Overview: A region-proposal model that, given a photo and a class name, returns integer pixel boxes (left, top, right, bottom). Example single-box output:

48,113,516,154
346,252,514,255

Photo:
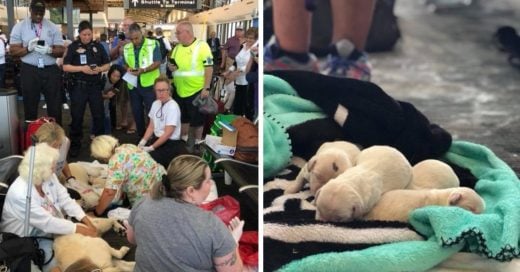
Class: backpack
0,232,45,271
156,37,169,60
24,117,55,150
231,117,258,163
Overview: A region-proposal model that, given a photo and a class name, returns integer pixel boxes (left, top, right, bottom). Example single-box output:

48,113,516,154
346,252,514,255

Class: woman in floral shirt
90,135,166,216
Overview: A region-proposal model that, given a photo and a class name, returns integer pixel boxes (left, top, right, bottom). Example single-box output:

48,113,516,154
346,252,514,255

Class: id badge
80,54,87,65
37,58,44,68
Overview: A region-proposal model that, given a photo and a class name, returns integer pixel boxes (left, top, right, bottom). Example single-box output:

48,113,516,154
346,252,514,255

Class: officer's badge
93,47,98,53
76,48,86,53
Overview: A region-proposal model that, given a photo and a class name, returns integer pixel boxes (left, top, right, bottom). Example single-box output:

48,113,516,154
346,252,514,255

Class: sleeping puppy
364,187,485,222
315,146,412,222
54,217,134,272
284,141,360,195
407,159,459,189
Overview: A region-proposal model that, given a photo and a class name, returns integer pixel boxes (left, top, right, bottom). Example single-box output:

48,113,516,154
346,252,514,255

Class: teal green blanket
279,141,520,271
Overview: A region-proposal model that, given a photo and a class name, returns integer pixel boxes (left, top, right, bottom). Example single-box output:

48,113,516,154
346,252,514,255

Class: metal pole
23,136,38,237
66,0,73,40
6,0,15,34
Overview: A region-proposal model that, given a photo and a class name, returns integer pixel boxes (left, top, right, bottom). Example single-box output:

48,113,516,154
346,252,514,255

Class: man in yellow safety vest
169,21,213,152
123,22,161,137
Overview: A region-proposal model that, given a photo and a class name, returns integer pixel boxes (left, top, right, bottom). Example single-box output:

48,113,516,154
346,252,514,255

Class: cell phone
118,32,125,41
37,40,45,46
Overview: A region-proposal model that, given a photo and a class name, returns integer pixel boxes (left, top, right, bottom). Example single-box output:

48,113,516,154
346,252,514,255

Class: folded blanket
275,141,520,271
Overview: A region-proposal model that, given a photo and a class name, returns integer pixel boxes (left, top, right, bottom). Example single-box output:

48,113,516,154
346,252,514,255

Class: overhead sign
129,0,199,9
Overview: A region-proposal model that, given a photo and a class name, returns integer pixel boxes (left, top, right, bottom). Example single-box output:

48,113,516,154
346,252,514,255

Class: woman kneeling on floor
90,135,166,216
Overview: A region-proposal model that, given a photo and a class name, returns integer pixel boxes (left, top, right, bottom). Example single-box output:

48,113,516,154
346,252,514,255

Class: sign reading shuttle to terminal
128,0,199,9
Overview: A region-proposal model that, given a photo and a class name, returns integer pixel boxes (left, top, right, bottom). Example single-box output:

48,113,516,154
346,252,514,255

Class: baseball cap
30,0,46,12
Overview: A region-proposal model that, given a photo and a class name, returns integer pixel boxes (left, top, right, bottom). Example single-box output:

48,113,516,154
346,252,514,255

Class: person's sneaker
63,103,69,110
264,39,320,72
42,103,47,109
320,39,372,81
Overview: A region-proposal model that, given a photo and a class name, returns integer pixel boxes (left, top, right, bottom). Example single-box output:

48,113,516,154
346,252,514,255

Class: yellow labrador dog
53,217,134,272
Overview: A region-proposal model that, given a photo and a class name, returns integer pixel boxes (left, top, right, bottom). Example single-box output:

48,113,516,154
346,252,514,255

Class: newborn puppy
284,141,360,195
364,187,485,222
408,159,459,189
315,146,412,222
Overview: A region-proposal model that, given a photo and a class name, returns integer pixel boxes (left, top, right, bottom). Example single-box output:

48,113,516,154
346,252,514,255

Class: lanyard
33,22,42,38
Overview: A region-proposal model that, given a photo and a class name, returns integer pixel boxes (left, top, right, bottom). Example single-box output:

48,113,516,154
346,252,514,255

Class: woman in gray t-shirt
127,155,244,272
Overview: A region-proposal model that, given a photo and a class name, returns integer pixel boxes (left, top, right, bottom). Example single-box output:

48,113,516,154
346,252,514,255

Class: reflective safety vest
123,38,160,89
171,39,212,98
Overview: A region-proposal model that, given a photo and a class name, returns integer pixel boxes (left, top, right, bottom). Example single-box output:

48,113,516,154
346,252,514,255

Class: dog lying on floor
53,217,134,272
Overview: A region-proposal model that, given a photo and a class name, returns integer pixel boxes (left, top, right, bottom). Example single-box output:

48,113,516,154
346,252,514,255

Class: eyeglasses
155,88,169,93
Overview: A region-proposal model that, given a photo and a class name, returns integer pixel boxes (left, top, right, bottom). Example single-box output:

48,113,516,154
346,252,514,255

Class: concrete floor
370,0,520,174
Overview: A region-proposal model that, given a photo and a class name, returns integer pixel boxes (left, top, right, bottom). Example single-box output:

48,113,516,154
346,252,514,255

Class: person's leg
42,65,63,125
129,87,145,137
172,90,190,142
0,64,5,88
265,0,319,71
20,64,41,122
246,83,256,121
321,0,375,80
232,84,247,117
88,85,105,136
142,87,156,117
149,140,189,168
68,83,88,157
330,0,375,49
273,0,311,53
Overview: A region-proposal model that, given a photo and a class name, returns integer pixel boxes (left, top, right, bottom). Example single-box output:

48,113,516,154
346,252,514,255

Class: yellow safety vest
171,39,212,98
123,38,160,89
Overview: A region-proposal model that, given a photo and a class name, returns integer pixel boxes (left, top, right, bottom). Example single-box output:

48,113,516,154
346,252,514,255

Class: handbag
199,195,240,225
192,93,218,115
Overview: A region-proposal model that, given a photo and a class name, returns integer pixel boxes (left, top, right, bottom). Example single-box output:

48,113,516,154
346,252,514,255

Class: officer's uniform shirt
10,17,64,66
63,40,110,82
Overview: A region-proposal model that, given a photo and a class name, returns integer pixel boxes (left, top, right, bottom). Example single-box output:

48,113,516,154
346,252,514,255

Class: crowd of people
0,0,257,270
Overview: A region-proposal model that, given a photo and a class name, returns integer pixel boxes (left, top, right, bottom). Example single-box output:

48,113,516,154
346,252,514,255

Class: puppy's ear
308,157,317,172
332,162,339,172
448,192,462,205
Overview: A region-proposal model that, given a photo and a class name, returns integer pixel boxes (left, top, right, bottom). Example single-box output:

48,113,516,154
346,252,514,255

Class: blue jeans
129,85,155,137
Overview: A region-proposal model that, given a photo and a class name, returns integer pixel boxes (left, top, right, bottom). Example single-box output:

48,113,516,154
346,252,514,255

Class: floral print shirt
105,144,166,206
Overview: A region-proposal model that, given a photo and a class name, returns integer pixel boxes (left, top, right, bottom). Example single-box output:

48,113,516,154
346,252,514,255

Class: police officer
63,21,110,157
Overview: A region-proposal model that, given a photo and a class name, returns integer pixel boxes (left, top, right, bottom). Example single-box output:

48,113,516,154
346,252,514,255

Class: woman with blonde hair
34,122,75,183
90,135,165,216
0,143,97,272
125,155,244,272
